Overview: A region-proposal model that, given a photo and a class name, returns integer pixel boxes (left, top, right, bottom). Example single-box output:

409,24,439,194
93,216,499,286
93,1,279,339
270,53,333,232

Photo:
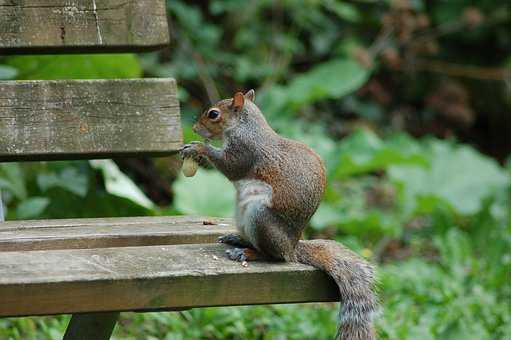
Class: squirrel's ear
232,92,245,111
244,89,255,102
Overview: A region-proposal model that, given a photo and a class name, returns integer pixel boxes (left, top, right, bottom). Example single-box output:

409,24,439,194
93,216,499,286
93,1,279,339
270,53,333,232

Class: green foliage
0,164,27,200
0,65,17,79
173,169,235,217
0,316,68,340
16,197,50,219
112,305,337,340
333,130,427,178
5,54,141,79
282,59,371,111
90,160,155,210
37,167,88,198
379,223,511,339
0,161,152,220
389,140,510,215
254,59,372,128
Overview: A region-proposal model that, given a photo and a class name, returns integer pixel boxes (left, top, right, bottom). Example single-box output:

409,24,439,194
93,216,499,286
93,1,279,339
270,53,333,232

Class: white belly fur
234,179,273,244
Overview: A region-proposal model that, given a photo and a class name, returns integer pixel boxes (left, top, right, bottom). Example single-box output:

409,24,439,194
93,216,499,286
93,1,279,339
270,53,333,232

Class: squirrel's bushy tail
295,240,377,340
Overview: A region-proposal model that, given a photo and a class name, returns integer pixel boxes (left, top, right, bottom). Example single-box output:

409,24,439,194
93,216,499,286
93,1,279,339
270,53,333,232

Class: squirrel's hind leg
249,206,299,262
233,179,296,261
219,234,261,262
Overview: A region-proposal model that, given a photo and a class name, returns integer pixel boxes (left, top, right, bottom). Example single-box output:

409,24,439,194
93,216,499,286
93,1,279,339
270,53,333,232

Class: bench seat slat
0,0,169,54
0,243,339,317
0,79,182,161
0,216,236,251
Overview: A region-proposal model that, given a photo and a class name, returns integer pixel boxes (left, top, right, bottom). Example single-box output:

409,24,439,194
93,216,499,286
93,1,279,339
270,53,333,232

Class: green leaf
174,169,235,217
257,85,293,120
334,129,428,178
311,203,343,230
5,54,141,80
389,140,510,215
286,59,370,109
0,163,27,200
324,1,361,22
0,65,17,79
90,160,154,210
16,197,50,219
434,229,472,279
37,167,88,197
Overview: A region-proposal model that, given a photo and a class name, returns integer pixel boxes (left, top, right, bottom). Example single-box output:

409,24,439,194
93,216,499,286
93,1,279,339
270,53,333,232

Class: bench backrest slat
0,0,169,54
0,78,181,161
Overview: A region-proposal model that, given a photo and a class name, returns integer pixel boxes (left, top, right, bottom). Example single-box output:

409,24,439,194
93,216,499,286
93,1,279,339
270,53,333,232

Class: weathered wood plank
63,312,119,340
0,0,169,54
0,243,339,317
0,79,182,161
0,216,236,251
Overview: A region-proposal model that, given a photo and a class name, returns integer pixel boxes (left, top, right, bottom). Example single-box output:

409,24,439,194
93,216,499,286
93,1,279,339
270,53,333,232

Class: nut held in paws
182,157,199,177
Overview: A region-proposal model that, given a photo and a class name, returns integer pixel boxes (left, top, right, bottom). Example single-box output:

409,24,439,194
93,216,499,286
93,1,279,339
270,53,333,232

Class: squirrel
181,90,377,340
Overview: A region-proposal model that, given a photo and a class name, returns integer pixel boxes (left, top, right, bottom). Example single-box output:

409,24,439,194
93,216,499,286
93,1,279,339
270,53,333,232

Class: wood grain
0,243,339,317
0,216,236,251
0,0,169,54
0,78,182,161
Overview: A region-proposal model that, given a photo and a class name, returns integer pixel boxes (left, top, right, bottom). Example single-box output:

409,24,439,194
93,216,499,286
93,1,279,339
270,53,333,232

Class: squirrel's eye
207,109,220,120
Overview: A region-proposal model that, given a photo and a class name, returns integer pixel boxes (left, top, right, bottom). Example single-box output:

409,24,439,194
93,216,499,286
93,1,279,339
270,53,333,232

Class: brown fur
183,90,377,340
193,98,239,140
253,139,326,225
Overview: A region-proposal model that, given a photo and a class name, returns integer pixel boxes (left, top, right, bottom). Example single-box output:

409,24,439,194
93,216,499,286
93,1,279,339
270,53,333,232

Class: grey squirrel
181,90,377,340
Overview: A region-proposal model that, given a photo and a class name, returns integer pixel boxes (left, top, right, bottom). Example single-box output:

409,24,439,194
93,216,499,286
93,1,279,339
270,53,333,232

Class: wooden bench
0,2,339,339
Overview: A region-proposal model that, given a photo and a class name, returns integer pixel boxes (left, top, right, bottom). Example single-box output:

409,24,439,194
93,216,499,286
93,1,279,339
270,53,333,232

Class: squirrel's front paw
181,141,205,160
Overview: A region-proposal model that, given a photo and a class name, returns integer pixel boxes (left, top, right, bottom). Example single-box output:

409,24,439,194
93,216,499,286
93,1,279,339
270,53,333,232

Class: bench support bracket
63,312,120,340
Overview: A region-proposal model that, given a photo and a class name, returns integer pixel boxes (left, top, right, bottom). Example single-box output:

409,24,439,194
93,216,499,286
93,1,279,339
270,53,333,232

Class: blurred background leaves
1,0,510,339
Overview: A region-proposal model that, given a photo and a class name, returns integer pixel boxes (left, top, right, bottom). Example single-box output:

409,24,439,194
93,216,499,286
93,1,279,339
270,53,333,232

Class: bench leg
63,312,120,340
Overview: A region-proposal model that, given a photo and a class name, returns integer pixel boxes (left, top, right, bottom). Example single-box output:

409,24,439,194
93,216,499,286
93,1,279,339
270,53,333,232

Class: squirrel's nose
192,123,198,132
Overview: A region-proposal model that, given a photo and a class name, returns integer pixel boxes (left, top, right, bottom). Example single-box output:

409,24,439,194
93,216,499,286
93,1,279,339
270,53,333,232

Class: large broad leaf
389,140,510,215
16,197,50,219
258,59,370,120
286,59,370,109
90,160,154,210
310,203,343,230
174,169,235,217
5,54,141,79
0,163,27,200
323,1,361,22
0,65,17,79
37,167,88,197
334,129,428,178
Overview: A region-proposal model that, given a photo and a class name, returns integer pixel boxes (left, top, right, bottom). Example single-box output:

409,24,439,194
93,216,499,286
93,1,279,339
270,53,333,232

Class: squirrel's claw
180,141,204,160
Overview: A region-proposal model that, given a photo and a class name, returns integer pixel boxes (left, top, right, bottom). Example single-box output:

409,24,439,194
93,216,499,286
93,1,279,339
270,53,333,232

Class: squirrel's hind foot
225,247,260,262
